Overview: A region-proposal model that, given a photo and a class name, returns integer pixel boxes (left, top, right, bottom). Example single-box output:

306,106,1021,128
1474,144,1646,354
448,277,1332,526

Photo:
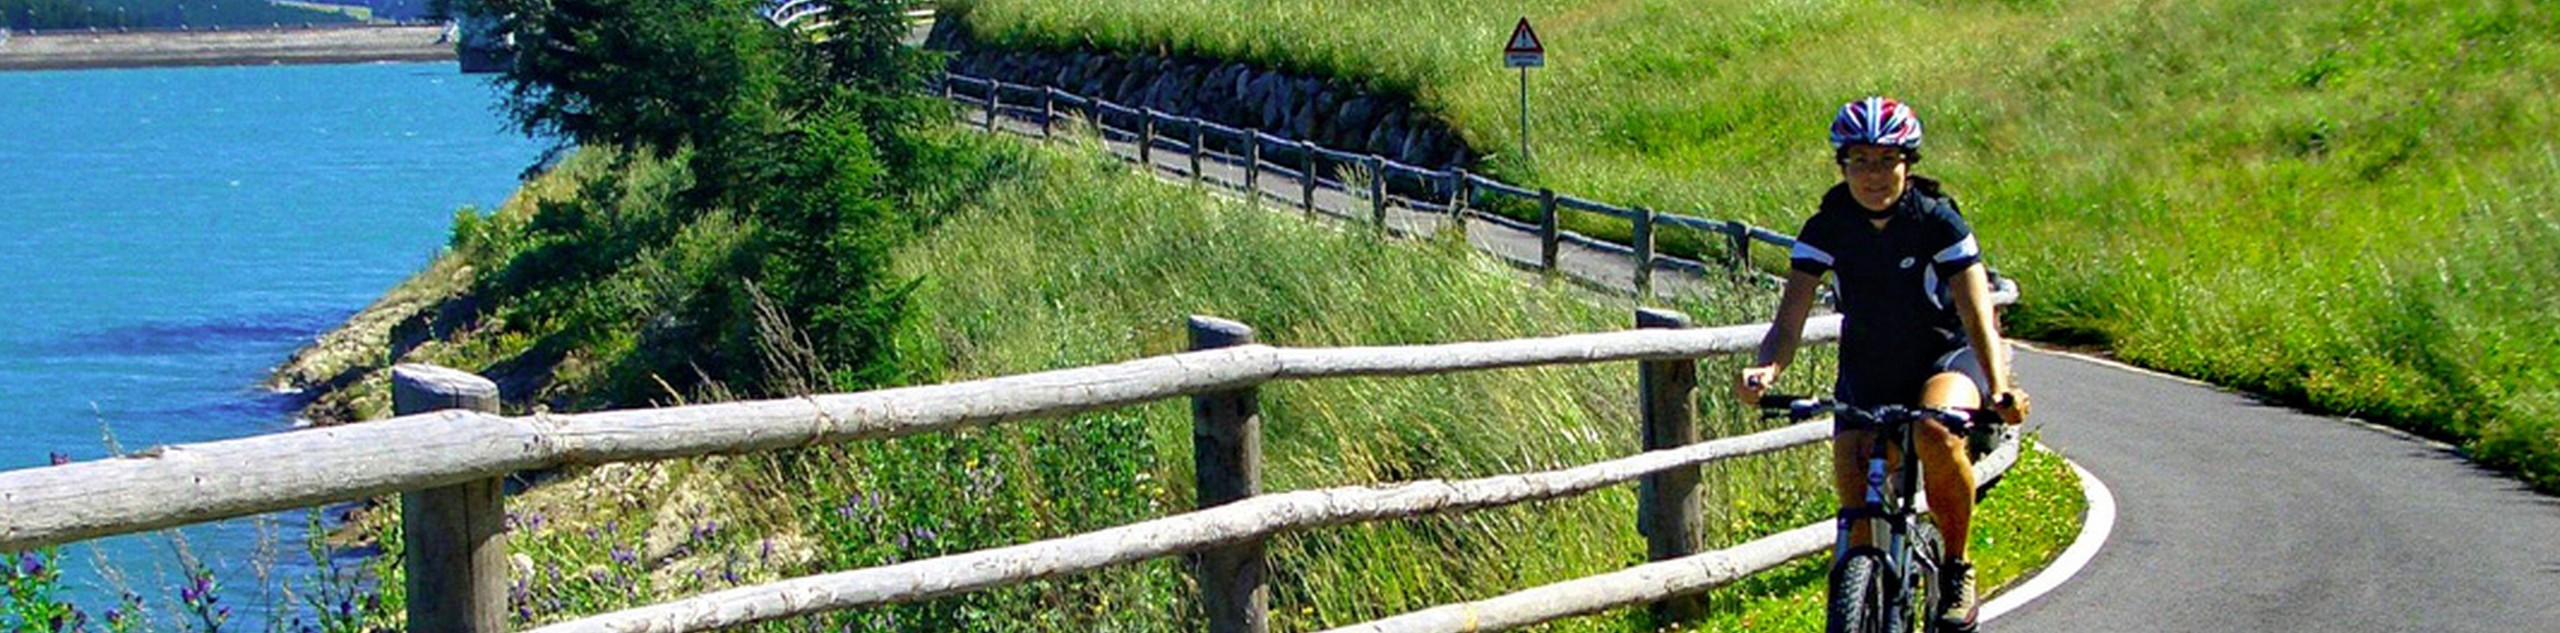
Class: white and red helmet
1829,97,1923,153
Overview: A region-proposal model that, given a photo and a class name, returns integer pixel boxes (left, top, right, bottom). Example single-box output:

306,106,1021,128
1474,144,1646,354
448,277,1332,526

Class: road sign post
1505,17,1545,164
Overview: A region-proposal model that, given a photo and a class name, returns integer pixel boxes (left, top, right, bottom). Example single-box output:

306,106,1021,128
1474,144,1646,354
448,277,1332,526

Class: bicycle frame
1764,395,1981,633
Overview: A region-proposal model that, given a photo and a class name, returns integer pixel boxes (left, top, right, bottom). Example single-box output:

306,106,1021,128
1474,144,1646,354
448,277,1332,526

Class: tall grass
849,126,1837,630
951,0,2560,492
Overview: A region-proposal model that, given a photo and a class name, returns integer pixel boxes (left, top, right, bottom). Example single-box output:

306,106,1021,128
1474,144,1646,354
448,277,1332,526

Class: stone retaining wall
929,29,1473,169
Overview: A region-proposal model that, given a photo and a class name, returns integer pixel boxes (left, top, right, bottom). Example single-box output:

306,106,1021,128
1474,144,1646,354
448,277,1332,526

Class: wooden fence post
1191,120,1206,188
1140,108,1156,167
941,71,953,101
1633,206,1656,299
393,364,506,633
1450,169,1471,231
1727,221,1752,274
1633,309,1706,624
984,81,1000,132
1189,316,1267,633
1245,132,1262,203
1300,142,1319,217
1368,157,1389,229
1041,87,1055,140
1539,188,1561,271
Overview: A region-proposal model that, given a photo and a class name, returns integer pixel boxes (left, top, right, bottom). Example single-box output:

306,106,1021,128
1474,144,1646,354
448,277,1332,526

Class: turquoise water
0,62,543,627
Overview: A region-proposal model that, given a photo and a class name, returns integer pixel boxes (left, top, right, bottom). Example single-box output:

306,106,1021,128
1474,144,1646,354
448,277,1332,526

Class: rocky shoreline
0,25,453,71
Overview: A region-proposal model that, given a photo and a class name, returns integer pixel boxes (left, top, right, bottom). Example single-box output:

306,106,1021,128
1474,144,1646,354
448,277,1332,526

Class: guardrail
0,304,2020,632
936,71,1844,297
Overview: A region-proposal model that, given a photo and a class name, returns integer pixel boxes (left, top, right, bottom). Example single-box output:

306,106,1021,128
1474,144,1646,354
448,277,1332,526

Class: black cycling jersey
1789,176,1982,407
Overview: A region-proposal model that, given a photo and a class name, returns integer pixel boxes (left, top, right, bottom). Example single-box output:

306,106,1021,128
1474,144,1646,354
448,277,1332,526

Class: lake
0,61,542,628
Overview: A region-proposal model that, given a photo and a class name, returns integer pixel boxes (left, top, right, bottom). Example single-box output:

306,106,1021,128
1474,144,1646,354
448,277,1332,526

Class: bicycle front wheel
1827,547,1906,633
1911,522,1946,631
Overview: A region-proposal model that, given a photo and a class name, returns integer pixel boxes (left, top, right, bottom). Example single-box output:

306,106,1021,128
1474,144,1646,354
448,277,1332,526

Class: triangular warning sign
1505,18,1544,53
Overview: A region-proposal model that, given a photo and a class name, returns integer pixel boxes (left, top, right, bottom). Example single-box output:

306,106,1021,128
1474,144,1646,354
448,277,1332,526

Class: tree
474,0,789,158
466,0,938,397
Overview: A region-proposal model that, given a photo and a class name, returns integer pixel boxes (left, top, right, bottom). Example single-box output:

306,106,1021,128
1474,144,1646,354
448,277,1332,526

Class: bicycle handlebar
1754,394,1996,433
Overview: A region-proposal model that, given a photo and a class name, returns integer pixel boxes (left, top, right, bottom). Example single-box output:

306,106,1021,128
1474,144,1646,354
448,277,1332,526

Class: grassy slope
856,129,2080,631
368,128,2081,631
951,0,2560,492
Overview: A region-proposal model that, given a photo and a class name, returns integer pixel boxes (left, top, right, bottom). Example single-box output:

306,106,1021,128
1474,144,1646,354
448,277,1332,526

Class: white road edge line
1980,455,2114,623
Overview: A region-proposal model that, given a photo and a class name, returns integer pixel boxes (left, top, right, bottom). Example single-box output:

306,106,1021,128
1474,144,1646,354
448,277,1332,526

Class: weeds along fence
0,307,2021,633
938,71,1829,297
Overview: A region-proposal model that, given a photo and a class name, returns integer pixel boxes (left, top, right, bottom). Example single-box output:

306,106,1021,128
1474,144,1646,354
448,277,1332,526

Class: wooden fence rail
0,316,1847,552
519,416,1837,633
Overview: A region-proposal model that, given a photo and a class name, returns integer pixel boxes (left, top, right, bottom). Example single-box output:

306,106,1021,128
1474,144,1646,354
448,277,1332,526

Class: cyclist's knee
1913,425,1969,460
1919,372,1982,409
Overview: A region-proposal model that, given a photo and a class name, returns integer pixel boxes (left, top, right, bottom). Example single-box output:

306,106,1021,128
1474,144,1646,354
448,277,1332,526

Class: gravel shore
0,25,455,71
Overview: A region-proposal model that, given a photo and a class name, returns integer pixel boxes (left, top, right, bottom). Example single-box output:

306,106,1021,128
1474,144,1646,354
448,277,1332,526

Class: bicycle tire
1911,522,1946,632
1827,547,1905,633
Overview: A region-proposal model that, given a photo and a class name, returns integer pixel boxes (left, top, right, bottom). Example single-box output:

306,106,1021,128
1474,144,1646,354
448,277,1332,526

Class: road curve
1992,349,2560,632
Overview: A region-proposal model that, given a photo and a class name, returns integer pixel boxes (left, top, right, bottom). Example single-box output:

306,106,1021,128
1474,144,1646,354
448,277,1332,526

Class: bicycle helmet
1829,97,1923,157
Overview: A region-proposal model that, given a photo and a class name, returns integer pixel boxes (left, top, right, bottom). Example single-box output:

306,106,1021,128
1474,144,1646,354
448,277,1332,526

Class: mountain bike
1760,394,1998,633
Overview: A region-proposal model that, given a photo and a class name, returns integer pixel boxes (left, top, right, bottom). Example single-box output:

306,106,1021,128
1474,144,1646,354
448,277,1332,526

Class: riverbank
0,25,453,71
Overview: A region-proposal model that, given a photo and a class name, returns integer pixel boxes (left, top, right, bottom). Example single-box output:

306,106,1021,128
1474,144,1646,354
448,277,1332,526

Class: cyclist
1735,96,2033,632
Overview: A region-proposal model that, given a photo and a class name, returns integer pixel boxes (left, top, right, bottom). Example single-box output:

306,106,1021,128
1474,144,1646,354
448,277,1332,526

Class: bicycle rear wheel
1827,547,1906,633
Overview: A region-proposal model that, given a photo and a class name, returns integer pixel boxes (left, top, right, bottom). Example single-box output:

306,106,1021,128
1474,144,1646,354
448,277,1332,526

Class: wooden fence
0,305,2022,633
937,71,1864,297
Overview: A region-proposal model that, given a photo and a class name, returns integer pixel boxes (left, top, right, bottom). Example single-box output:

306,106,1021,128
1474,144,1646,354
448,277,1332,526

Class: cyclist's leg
1831,428,1879,547
1915,371,1981,561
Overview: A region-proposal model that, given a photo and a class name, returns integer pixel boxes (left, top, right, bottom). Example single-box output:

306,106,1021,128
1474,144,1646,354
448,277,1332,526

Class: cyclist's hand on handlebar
1736,365,1779,403
1992,388,2031,426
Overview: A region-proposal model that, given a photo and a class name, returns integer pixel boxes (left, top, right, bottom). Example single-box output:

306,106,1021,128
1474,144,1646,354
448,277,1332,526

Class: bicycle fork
1835,455,1908,563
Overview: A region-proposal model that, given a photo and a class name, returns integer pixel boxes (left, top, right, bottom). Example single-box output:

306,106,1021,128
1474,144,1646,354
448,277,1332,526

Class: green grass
365,125,2084,631
948,0,2560,493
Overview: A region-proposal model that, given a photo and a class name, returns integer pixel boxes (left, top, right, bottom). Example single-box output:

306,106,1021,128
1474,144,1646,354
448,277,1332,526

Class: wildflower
611,545,638,566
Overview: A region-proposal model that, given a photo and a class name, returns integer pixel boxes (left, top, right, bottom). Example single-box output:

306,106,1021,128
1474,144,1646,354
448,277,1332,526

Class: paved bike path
958,99,2560,631
1994,350,2560,632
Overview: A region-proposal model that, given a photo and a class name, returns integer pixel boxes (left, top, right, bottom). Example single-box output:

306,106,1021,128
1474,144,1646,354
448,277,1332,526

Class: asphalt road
949,94,2560,632
1991,350,2560,631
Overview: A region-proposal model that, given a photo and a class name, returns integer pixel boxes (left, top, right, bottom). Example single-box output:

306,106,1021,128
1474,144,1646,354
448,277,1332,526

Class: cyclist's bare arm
1949,262,2031,423
1740,269,1826,401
